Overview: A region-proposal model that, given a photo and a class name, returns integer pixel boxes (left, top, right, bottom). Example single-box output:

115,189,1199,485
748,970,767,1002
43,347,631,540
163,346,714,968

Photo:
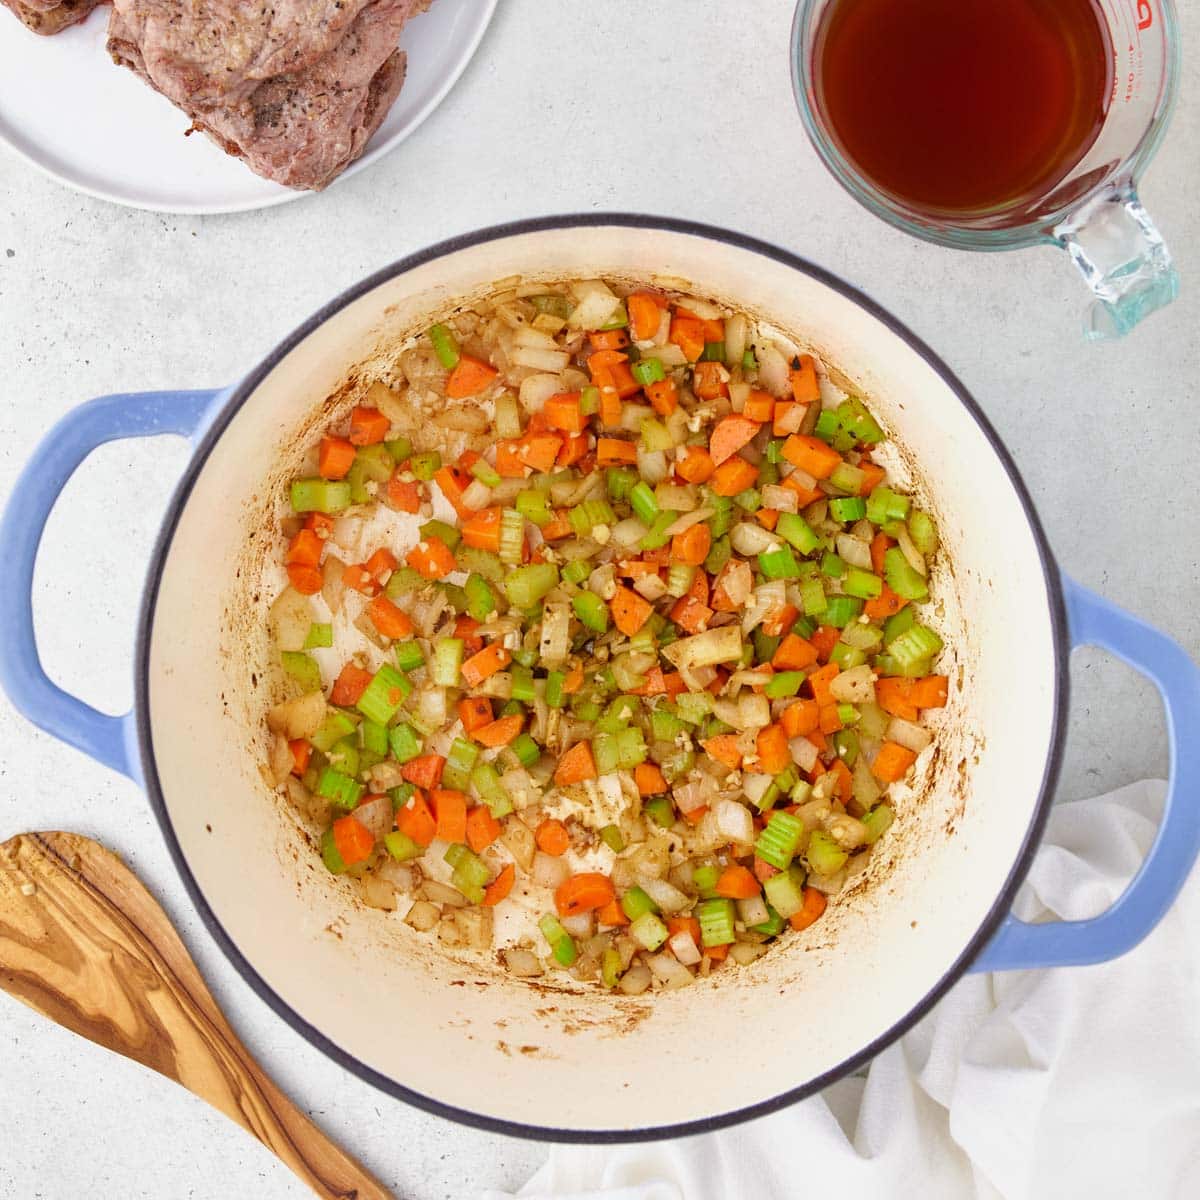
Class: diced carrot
597,898,630,927
401,754,445,790
780,699,820,739
789,885,827,931
460,507,503,553
810,625,841,662
710,455,759,497
761,602,799,639
288,739,311,776
617,560,660,579
682,804,709,826
387,473,422,513
629,666,667,697
675,308,725,341
286,563,323,595
332,815,374,866
611,585,653,636
555,872,616,918
431,788,468,843
495,440,526,478
666,915,702,943
828,757,853,803
286,528,323,568
406,536,457,580
454,614,484,656
693,361,730,400
911,675,949,708
670,595,713,635
364,548,397,582
753,857,780,883
780,471,824,507
598,380,623,427
703,942,729,961
466,804,502,853
535,818,571,856
348,405,389,446
434,465,477,520
588,348,630,372
742,390,775,423
628,291,665,340
858,461,887,496
557,432,590,467
870,533,892,575
702,733,743,770
789,354,821,403
458,697,493,733
330,664,372,706
709,415,760,466
541,510,573,540
562,663,585,694
756,724,791,774
671,523,711,567
305,512,335,535
553,739,597,785
596,437,638,467
669,315,707,362
395,789,436,846
755,508,779,531
445,355,497,398
634,762,668,796
482,863,515,906
366,595,413,639
646,378,678,415
676,444,715,483
772,401,802,436
716,864,761,899
872,741,918,783
518,434,564,474
875,678,919,721
808,662,841,707
589,329,630,351
318,436,356,481
782,434,842,479
473,713,524,748
772,633,819,671
819,703,843,735
864,585,907,622
461,643,512,688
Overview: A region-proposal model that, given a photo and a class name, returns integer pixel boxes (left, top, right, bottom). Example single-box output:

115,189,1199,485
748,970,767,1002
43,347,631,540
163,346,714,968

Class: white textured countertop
1,2,1197,1196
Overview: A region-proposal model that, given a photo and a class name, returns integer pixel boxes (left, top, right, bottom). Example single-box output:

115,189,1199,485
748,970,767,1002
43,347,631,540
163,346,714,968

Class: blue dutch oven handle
0,389,222,783
972,574,1200,972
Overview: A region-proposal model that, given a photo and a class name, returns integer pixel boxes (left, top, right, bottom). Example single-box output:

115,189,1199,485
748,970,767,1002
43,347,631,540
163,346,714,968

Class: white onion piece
320,554,346,615
668,930,702,967
662,507,713,537
731,522,780,557
460,478,492,510
829,664,876,704
435,404,490,432
673,773,716,813
501,819,536,871
736,895,770,927
561,911,595,939
756,341,790,397
678,295,722,319
567,280,621,329
718,560,754,607
621,405,654,434
269,587,314,652
377,859,414,893
499,766,540,810
636,448,668,486
350,794,393,843
638,877,690,913
730,940,767,965
836,534,873,570
618,962,653,994
897,526,928,576
539,603,571,667
655,483,697,512
761,485,799,513
647,952,694,989
715,799,755,845
424,880,467,907
513,325,559,350
406,900,441,930
266,691,326,740
532,851,571,890
741,772,774,806
267,734,293,786
742,580,786,635
518,372,561,413
790,736,819,773
504,947,544,977
359,874,396,911
774,402,808,434
663,625,744,670
415,685,448,731
728,380,751,414
611,516,648,547
724,314,748,368
887,716,933,754
649,341,687,368
633,573,668,601
512,346,570,372
729,668,773,693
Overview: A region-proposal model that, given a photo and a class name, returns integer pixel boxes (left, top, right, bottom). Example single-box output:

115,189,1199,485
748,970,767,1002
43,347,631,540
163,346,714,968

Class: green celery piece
639,509,678,551
673,692,712,724
776,511,822,555
394,641,425,673
644,796,674,827
600,824,625,853
530,294,572,319
385,435,413,463
807,830,848,876
884,547,929,601
862,803,895,844
751,905,786,937
830,641,867,670
759,546,802,579
620,885,659,921
320,828,347,874
356,444,393,485
829,496,867,523
601,947,623,988
303,622,333,650
428,323,460,369
629,481,660,525
704,533,732,575
290,478,351,514
409,451,441,481
384,830,424,862
280,651,321,692
696,898,736,947
765,670,805,699
883,605,917,645
420,518,461,551
632,357,666,386
821,552,846,579
889,623,943,669
763,867,806,918
356,664,409,725
572,590,610,633
509,732,540,768
823,595,863,627
544,671,566,709
866,486,910,526
385,565,426,599
316,767,363,811
539,914,578,966
832,728,860,766
504,564,560,608
516,488,553,528
607,468,637,502
360,718,389,757
470,760,513,818
464,572,497,622
828,461,865,496
457,545,505,586
908,510,939,556
310,709,358,753
799,576,827,617
388,722,422,764
442,737,480,790
843,567,883,600
629,911,669,952
562,560,589,585
432,637,464,687
733,487,761,513
650,706,686,741
691,864,721,895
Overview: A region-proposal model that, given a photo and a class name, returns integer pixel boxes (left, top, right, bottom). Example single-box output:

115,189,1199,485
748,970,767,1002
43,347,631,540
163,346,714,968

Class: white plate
0,0,497,214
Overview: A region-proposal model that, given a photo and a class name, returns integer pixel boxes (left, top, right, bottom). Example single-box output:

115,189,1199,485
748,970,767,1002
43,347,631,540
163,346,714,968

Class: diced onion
532,851,571,890
633,573,668,601
611,516,648,547
638,877,690,913
424,880,467,907
504,947,544,977
731,522,780,557
539,603,571,667
567,280,622,330
715,799,755,845
790,736,819,772
836,534,873,570
518,373,562,413
742,580,786,634
269,587,314,652
618,962,653,994
647,952,693,988
897,526,928,576
561,911,595,939
756,341,790,397
654,484,697,512
351,794,393,842
728,381,751,414
266,691,326,740
663,625,744,670
741,772,774,806
736,895,770,927
636,448,669,486
460,478,492,510
434,405,490,432
321,554,347,614
761,484,799,513
514,325,560,350
719,560,754,606
662,508,713,537
668,930,702,967
887,716,933,753
724,314,748,368
774,402,807,434
673,773,716,814
829,664,876,704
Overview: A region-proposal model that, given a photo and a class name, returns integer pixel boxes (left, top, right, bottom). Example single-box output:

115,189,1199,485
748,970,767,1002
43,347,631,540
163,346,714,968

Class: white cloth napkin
483,781,1200,1200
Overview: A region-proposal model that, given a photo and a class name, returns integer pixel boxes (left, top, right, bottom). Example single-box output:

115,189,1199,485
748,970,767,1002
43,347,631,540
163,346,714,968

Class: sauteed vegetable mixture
264,279,949,993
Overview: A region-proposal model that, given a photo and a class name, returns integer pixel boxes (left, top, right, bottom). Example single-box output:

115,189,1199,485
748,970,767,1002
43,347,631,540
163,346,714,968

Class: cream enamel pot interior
3,216,1199,1142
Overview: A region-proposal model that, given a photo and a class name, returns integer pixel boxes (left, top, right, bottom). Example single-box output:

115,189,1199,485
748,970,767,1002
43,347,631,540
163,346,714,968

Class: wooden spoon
0,831,393,1200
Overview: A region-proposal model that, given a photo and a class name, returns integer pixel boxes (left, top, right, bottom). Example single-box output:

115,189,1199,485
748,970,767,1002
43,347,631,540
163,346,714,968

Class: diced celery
428,322,460,369
356,664,409,725
510,665,536,703
674,692,712,724
464,573,497,622
843,567,883,600
629,911,669,952
830,641,867,669
621,885,659,921
862,803,895,844
446,843,491,904
311,709,358,753
644,796,674,827
385,435,413,463
431,638,463,687
908,510,938,556
640,417,674,452
650,707,686,741
764,670,805,699
691,864,721,895
821,552,846,579
763,866,806,918
777,512,822,555
828,461,866,496
600,824,625,853
504,563,560,607
639,509,678,551
799,576,827,616
601,947,624,988
889,623,943,669
696,898,736,947
807,830,848,876
866,486,910,526
290,478,351,514
756,811,805,869
383,830,423,862
883,604,917,645
320,828,347,874
281,651,321,692
700,340,726,362
471,761,513,818
629,481,659,525
317,767,363,811
442,737,480,790
751,905,785,937
360,718,389,757
409,451,441,481
303,622,333,649
704,533,731,575
632,357,666,385
539,914,578,965
829,496,867,522
759,546,802,579
733,487,761,512
509,732,540,768
607,467,637,502
884,547,929,601
385,566,426,599
823,595,863,627
388,722,422,764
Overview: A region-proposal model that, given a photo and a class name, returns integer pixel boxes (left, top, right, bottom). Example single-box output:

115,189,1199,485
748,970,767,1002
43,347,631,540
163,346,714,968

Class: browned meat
3,0,102,35
107,0,430,190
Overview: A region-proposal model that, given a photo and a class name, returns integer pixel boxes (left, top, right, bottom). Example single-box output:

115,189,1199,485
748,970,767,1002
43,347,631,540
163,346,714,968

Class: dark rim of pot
135,213,1069,1144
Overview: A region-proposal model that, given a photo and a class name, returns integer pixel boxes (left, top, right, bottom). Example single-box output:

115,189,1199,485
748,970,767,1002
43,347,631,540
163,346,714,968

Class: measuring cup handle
1054,184,1179,340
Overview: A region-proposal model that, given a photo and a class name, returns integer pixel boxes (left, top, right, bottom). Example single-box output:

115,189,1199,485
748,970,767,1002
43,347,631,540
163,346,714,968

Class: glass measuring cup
791,0,1180,340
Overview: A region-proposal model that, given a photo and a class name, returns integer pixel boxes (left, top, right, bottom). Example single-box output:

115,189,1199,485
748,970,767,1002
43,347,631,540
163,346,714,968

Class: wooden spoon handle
0,832,393,1200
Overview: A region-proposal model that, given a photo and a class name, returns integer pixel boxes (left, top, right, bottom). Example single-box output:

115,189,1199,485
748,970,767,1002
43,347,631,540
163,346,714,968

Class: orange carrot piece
461,642,512,688
693,361,730,400
543,392,585,434
761,602,799,639
782,434,842,479
715,864,761,899
589,329,630,351
611,585,653,636
431,788,468,843
628,291,665,340
875,678,919,721
666,915,702,943
703,942,729,961
911,675,949,708
553,739,597,785
562,663,585,694
755,508,779,531
597,898,630,927
387,473,422,513
710,455,759,497
519,434,564,473
676,444,715,483
702,733,743,770
756,724,791,775
789,885,827,931
473,713,524,748
780,699,820,739
865,585,907,621
288,739,312,776
742,389,775,423
828,757,853,803
433,465,477,520
318,436,356,481
872,741,918,783
781,471,824,507
557,432,590,467
753,857,780,883
555,872,616,918
330,664,372,706
541,510,573,540
286,562,323,595
349,405,389,446
670,595,713,635
395,789,436,846
366,595,413,639
870,533,892,575
332,815,374,866
772,633,819,671
458,696,493,733
596,437,638,467
400,754,445,790
466,805,502,853
789,354,821,403
482,862,515,906
858,461,887,496
646,378,678,415
286,528,323,568
535,818,570,856
445,355,497,398
407,536,456,580
709,414,760,466
671,523,712,567
808,662,841,707
634,762,668,796
819,703,843,735
809,625,841,662
454,614,484,656
668,315,707,362
460,507,504,552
